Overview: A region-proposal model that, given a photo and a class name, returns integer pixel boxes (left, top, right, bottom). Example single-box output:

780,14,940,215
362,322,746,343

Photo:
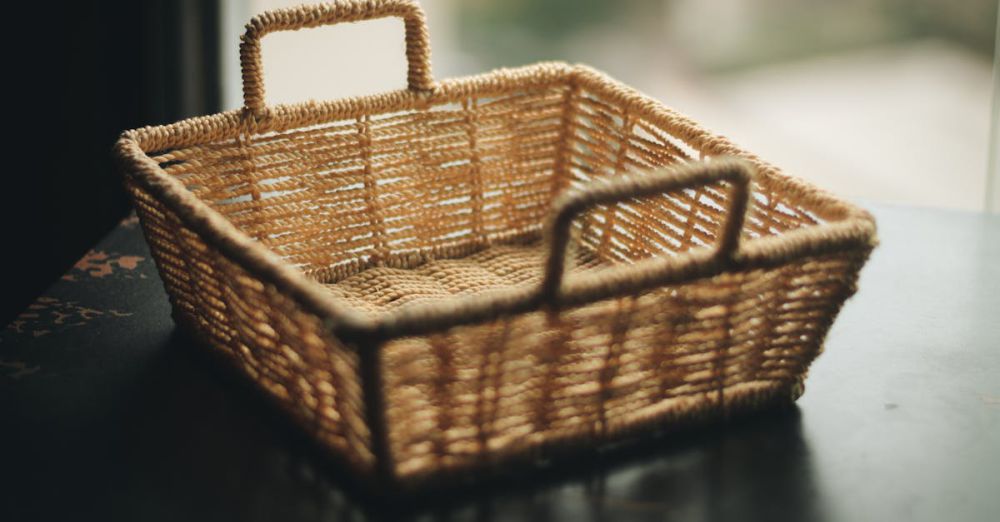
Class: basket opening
147,78,825,310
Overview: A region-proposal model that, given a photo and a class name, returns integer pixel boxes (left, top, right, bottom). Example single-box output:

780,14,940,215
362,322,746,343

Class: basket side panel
126,177,199,319
149,83,574,280
379,249,867,484
126,179,375,475
564,86,829,265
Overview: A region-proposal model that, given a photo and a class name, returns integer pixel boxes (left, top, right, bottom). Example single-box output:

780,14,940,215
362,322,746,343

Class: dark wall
3,1,220,324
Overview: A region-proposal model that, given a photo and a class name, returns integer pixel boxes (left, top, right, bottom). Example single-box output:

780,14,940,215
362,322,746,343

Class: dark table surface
3,204,998,522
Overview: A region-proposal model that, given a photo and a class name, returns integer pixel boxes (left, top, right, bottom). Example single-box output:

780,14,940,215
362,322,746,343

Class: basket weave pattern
116,0,876,488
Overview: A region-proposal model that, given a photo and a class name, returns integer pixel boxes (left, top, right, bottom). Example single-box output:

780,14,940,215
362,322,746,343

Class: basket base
320,238,600,313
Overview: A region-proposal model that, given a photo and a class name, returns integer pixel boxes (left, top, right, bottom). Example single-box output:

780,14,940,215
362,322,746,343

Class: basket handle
539,158,753,301
240,0,435,119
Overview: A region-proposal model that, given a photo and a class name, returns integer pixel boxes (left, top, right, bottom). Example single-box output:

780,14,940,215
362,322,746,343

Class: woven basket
116,0,876,491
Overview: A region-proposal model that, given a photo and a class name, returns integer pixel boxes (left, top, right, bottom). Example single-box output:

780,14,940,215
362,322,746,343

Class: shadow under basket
115,0,876,492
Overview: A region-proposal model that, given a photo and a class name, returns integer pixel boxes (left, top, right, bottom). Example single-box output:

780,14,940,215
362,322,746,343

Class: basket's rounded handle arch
240,0,434,118
539,158,753,301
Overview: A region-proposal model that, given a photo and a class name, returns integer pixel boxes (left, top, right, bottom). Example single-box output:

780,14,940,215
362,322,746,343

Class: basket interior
150,76,826,312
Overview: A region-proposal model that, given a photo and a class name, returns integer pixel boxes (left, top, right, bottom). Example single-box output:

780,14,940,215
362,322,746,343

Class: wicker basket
116,0,876,491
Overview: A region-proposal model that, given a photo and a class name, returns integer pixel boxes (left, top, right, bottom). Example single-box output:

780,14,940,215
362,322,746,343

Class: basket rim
115,61,877,344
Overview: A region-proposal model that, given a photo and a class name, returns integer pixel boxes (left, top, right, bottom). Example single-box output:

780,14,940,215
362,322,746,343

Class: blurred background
3,0,998,323
225,0,999,212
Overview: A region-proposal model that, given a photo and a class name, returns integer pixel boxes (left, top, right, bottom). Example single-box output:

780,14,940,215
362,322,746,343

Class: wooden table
3,205,998,521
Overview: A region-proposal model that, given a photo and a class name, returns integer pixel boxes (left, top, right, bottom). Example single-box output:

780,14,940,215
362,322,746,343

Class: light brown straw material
115,0,877,490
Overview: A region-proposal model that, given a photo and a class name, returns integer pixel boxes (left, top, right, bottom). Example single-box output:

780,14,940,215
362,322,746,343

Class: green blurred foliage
454,0,659,66
459,0,623,37
454,0,997,71
889,0,998,56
